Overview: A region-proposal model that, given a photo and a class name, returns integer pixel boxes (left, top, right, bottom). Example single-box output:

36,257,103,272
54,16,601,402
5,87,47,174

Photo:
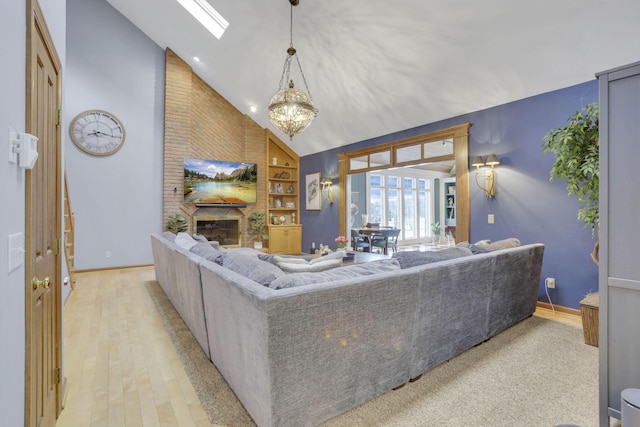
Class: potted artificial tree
165,213,188,233
247,211,269,249
543,102,600,264
543,102,600,346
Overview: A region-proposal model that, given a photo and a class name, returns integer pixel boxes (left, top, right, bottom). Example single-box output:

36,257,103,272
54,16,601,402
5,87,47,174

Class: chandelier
268,0,317,140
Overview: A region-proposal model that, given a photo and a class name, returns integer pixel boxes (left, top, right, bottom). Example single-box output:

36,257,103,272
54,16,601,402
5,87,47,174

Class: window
366,172,433,243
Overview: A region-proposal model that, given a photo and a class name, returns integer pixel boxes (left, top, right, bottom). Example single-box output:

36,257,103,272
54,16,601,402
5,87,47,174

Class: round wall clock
69,109,126,156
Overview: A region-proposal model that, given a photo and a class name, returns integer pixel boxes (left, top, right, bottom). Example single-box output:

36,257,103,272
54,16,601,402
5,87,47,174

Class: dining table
354,227,400,254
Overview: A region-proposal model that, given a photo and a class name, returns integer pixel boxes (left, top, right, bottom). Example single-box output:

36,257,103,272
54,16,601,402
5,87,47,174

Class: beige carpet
147,280,598,427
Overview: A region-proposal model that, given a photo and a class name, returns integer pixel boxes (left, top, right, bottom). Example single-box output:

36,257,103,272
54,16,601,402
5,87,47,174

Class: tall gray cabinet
597,60,640,426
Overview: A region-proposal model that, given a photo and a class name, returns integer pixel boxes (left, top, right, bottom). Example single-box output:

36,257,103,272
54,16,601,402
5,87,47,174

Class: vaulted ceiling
106,0,640,156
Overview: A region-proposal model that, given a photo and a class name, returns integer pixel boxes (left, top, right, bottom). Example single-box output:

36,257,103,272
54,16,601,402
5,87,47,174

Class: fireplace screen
193,216,241,248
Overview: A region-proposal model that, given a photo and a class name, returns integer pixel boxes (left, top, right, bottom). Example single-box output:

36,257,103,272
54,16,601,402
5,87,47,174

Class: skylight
176,0,229,39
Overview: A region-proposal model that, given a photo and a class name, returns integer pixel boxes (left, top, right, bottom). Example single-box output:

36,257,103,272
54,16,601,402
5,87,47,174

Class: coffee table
344,251,389,264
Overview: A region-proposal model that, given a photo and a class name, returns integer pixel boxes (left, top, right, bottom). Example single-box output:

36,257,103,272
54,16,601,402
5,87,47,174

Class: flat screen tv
184,158,257,206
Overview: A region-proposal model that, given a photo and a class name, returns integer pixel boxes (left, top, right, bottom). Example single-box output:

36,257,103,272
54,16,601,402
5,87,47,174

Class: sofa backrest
150,233,211,359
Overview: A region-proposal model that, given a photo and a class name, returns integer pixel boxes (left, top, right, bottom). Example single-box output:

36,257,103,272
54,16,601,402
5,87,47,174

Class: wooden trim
536,301,581,317
338,123,471,240
75,264,154,274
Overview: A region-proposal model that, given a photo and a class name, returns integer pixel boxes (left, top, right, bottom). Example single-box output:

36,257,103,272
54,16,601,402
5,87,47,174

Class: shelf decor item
335,235,348,250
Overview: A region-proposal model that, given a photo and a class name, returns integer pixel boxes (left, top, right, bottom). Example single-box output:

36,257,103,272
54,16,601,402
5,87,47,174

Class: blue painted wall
300,80,599,309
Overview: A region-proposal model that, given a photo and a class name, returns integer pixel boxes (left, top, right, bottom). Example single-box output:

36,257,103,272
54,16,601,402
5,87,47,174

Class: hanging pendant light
268,0,317,140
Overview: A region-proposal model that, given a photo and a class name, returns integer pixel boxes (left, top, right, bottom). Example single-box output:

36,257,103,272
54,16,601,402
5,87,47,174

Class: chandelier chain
289,1,294,48
295,55,314,105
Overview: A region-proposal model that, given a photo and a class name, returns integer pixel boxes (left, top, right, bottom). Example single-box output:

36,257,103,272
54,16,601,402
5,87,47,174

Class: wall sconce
320,177,334,204
471,154,500,198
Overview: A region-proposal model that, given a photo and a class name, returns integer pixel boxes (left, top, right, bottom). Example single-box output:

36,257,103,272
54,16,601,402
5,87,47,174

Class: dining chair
371,228,401,255
351,229,370,252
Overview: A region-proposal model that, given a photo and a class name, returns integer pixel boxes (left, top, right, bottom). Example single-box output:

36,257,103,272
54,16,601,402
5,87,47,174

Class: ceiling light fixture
268,0,317,140
176,0,229,40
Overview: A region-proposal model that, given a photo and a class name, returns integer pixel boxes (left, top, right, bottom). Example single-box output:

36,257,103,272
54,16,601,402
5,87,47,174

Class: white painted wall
65,0,164,270
0,1,66,424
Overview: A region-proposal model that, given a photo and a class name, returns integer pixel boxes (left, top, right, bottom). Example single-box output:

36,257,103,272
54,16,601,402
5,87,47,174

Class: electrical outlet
106,251,111,258
488,214,495,224
545,277,556,289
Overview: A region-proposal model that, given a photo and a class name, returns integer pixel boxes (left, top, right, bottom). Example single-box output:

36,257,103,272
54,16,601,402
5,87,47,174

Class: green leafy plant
165,213,188,233
247,211,269,242
431,221,442,235
542,102,599,264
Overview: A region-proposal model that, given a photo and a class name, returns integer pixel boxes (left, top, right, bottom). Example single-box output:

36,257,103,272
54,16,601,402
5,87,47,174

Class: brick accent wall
163,49,267,247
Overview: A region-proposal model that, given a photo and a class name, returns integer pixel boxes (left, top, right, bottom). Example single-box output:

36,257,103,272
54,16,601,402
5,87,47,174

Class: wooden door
25,1,63,426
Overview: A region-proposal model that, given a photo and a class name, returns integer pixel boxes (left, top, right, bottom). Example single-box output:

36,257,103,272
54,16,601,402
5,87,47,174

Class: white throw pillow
277,258,343,273
275,251,344,273
174,232,198,250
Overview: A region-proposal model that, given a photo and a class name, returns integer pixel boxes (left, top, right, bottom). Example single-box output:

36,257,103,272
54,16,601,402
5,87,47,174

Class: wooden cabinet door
269,226,302,254
287,226,302,254
269,227,287,254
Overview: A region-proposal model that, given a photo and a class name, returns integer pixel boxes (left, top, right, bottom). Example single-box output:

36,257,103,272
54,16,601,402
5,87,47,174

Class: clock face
69,110,126,156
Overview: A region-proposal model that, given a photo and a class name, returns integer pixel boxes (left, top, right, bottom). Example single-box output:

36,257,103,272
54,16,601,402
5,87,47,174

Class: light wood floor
56,266,220,427
56,266,583,427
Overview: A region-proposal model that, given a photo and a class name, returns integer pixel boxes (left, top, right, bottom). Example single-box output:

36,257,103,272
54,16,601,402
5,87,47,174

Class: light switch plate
8,232,25,272
488,214,495,224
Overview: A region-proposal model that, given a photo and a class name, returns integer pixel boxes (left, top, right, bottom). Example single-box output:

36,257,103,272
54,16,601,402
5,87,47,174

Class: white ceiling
106,0,640,157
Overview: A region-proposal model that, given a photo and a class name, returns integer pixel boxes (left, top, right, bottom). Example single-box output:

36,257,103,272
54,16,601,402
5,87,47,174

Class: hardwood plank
56,266,215,427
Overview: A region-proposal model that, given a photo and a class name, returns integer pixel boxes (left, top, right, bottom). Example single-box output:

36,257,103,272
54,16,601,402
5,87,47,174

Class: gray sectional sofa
151,232,544,427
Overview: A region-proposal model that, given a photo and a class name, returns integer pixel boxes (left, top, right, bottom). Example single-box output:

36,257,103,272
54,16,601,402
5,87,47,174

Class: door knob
32,277,50,290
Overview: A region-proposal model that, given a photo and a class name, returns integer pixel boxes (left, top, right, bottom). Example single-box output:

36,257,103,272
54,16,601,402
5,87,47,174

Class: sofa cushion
221,251,285,286
269,258,401,289
175,232,198,250
472,238,521,253
190,242,222,263
392,247,472,269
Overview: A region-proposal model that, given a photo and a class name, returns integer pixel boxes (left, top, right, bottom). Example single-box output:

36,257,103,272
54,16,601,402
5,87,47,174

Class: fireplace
193,215,241,248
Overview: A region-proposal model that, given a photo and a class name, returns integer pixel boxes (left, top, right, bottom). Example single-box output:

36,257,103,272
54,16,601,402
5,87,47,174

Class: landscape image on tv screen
184,158,258,204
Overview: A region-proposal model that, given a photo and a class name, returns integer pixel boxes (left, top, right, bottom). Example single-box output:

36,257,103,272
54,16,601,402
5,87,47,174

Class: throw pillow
192,234,209,243
161,231,176,242
269,258,401,289
190,242,222,263
276,258,343,273
274,251,345,273
174,232,198,251
258,253,312,265
468,238,521,253
392,247,472,269
221,251,285,286
480,237,521,251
